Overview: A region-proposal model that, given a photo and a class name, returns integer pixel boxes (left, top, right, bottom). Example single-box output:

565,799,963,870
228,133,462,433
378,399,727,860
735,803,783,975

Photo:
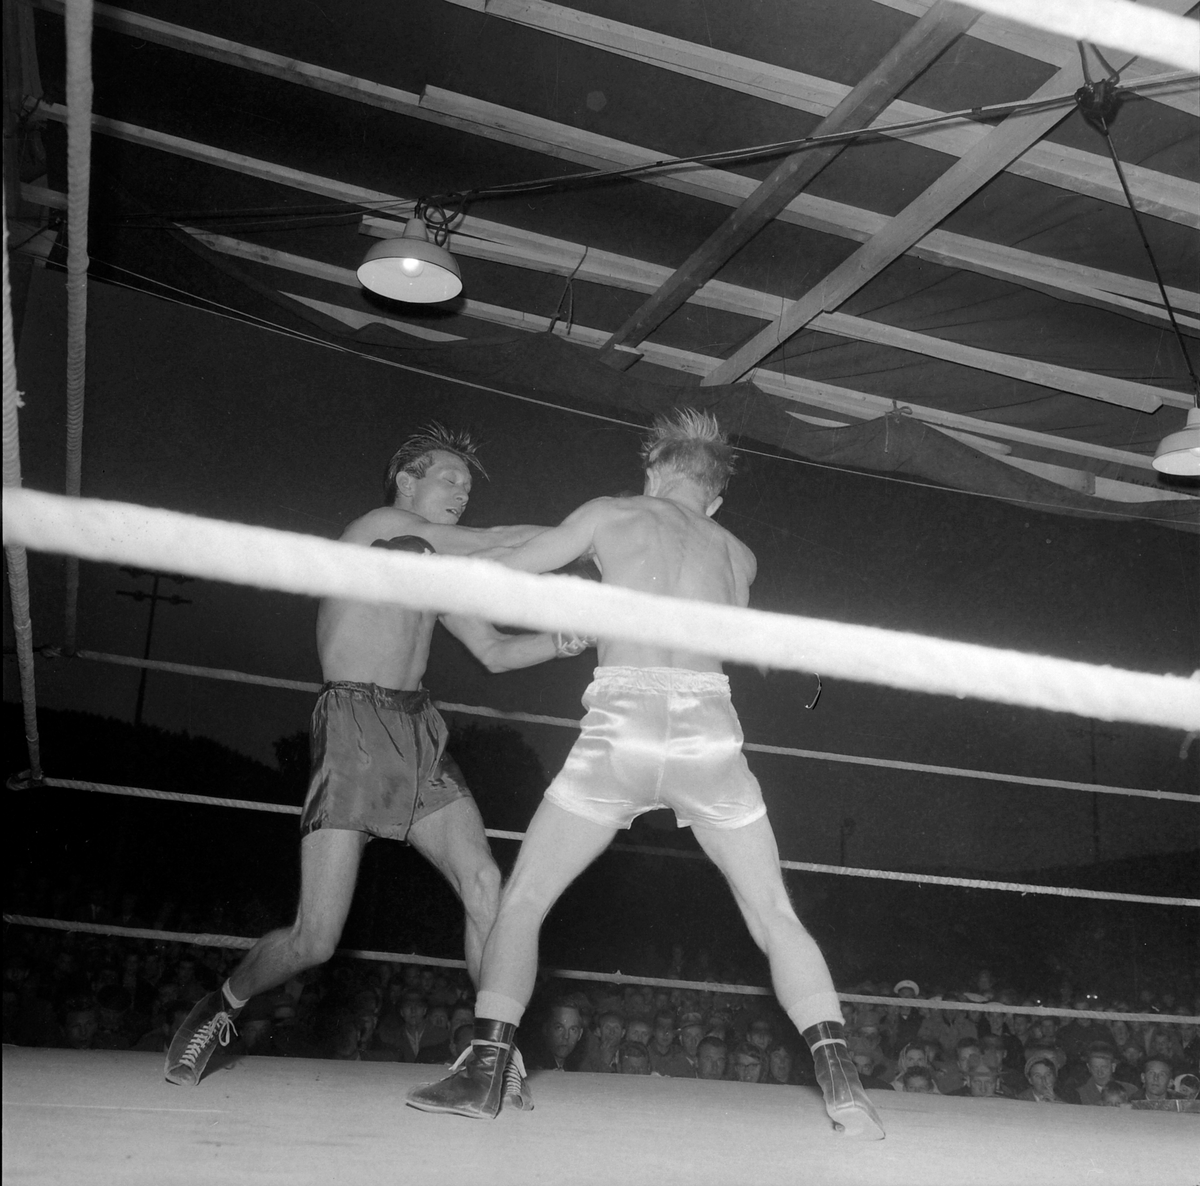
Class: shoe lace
179,1010,237,1069
502,1046,526,1097
445,1045,474,1075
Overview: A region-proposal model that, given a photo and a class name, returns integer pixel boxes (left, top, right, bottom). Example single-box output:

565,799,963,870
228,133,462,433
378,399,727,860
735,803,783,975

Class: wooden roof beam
35,3,1197,318
703,58,1103,385
874,0,1199,117
34,102,1199,344
595,1,980,361
445,0,1197,226
159,224,1174,478
355,213,1190,411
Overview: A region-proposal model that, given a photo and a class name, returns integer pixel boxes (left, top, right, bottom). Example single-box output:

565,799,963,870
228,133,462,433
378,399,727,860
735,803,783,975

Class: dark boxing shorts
300,681,472,841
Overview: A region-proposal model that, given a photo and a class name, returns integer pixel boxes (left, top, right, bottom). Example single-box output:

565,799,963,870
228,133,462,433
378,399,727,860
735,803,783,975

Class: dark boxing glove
371,535,437,555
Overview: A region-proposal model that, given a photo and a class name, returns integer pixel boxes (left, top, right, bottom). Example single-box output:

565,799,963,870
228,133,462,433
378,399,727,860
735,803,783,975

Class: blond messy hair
641,407,735,500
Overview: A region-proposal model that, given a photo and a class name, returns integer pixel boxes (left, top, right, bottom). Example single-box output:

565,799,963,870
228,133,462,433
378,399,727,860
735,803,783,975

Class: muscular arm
440,615,559,673
349,507,546,556
482,499,613,574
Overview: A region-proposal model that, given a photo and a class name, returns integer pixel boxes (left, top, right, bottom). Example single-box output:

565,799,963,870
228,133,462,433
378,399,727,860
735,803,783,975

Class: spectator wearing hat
1075,1042,1138,1106
677,1013,706,1076
884,980,922,1056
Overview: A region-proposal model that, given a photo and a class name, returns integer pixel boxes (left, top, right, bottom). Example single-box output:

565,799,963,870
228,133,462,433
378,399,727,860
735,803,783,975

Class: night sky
5,266,1199,879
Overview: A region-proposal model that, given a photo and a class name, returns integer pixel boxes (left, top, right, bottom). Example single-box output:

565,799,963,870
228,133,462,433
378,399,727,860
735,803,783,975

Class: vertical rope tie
2,196,43,780
62,0,95,654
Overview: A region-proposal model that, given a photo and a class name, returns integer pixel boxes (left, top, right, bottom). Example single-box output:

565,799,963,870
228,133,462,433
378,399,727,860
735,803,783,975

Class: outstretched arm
482,498,612,574
346,508,547,556
441,615,576,673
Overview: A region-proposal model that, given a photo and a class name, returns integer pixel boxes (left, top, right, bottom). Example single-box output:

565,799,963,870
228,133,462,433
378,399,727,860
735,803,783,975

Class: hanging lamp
357,216,462,303
1152,408,1200,476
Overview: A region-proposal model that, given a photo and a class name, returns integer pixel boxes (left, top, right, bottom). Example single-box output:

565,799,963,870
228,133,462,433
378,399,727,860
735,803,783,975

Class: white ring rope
2,204,43,780
22,778,1199,908
5,915,1196,1025
62,0,94,654
44,650,1196,803
6,489,1200,731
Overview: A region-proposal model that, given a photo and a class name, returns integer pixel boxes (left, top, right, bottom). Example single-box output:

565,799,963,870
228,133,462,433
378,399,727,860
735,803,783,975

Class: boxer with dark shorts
301,681,471,841
166,424,570,1092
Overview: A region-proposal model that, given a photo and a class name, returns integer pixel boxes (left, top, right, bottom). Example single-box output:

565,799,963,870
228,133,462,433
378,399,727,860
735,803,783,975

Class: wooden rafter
875,0,1200,117
415,89,1200,329
35,0,1197,327
703,58,1103,386
180,231,1200,502
352,214,1189,412
442,0,1198,225
36,99,1198,338
28,100,1199,414
161,225,1171,478
596,1,981,361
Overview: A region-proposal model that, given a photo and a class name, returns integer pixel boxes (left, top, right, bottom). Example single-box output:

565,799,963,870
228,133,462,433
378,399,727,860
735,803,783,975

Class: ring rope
47,650,1196,803
20,777,1199,908
4,915,1196,1025
61,0,94,655
2,208,43,781
6,490,1200,731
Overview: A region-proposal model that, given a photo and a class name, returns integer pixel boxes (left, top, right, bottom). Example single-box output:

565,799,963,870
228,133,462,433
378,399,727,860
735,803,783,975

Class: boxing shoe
502,1044,534,1111
164,989,240,1086
406,1019,515,1119
802,1021,886,1140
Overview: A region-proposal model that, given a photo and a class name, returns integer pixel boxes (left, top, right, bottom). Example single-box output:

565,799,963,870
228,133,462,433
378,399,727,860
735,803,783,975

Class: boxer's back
590,495,755,671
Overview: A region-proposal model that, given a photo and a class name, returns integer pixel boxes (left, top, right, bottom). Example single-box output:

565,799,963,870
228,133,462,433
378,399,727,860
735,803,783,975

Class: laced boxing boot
406,1019,515,1119
502,1044,534,1111
164,989,240,1086
802,1021,886,1140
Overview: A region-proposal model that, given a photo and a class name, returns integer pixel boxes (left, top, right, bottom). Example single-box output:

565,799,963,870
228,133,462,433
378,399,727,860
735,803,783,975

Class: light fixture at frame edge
357,217,462,303
1152,407,1200,476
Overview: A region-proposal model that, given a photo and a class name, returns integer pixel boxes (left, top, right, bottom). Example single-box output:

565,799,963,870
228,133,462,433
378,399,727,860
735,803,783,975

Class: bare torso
590,495,755,671
316,507,442,689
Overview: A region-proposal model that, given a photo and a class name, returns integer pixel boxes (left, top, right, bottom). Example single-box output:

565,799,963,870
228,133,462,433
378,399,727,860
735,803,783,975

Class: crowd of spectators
4,917,1197,1116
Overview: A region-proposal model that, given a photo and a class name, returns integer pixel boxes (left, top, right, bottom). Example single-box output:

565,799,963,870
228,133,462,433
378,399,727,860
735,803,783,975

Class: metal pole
132,573,160,727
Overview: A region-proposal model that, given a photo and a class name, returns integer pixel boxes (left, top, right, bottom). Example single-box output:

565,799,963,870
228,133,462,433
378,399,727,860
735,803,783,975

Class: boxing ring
5,1046,1198,1186
3,1,1200,1181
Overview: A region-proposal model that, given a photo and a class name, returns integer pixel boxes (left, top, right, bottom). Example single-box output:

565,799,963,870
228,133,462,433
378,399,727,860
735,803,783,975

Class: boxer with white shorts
409,410,885,1140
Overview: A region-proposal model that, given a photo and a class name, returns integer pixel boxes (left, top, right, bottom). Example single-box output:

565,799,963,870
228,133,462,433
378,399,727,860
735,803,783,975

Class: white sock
222,979,250,1011
784,991,843,1036
474,990,526,1028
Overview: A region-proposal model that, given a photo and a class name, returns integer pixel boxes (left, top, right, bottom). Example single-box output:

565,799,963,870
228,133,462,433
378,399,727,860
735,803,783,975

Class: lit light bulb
400,257,425,277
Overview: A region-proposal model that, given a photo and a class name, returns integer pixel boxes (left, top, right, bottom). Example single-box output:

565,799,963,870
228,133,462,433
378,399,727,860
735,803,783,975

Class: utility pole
115,566,193,727
1068,720,1118,863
